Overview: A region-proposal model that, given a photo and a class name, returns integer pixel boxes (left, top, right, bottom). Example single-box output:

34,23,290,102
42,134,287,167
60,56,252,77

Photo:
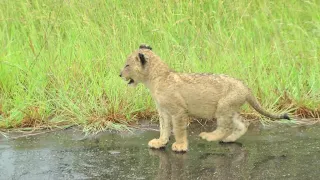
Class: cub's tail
246,93,290,120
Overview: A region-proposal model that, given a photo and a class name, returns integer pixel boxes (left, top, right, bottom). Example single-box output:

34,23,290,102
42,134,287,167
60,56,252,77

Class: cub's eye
125,65,129,68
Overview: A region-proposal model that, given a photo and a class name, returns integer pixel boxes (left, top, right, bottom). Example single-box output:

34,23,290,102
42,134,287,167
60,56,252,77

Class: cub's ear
138,53,146,66
139,44,152,50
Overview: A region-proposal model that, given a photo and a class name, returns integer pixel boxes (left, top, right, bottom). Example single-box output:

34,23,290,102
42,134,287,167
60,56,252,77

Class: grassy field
0,0,319,132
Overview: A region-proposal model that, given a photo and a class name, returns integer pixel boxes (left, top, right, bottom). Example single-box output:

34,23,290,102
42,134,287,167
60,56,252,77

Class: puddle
1,123,320,180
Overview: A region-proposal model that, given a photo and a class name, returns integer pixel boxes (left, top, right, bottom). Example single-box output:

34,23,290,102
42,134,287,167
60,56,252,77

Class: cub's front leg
148,110,171,149
171,113,188,152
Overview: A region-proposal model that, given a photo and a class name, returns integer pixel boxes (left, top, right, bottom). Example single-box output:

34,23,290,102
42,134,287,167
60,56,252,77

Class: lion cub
120,44,290,152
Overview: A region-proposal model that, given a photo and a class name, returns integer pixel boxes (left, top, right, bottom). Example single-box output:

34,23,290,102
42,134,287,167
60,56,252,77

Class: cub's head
119,44,152,87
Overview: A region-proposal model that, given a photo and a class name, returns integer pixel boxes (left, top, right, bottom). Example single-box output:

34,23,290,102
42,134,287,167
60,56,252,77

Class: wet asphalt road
1,122,320,180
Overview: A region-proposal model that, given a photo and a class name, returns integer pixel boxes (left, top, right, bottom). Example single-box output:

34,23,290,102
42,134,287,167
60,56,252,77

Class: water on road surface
1,122,320,180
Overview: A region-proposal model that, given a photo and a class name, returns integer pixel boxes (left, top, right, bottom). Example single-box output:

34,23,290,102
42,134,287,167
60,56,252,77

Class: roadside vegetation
0,0,319,132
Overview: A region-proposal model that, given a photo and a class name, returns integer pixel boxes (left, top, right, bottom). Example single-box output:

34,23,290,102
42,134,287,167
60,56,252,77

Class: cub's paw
199,132,219,141
148,139,168,149
221,136,237,143
199,132,212,141
171,142,188,152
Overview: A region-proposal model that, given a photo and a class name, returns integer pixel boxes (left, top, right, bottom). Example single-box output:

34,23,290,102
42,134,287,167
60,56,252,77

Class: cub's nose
119,73,122,77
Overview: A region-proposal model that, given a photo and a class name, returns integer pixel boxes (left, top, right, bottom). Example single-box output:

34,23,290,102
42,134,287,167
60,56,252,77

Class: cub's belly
187,103,217,119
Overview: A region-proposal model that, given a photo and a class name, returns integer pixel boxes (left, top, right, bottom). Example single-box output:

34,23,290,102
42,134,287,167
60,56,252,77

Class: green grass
0,0,319,131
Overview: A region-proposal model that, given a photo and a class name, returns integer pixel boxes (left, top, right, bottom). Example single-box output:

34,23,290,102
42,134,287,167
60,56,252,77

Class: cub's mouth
128,78,135,85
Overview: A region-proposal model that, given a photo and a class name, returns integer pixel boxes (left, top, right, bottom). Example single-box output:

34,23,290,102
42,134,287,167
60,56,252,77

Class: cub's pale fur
120,44,290,152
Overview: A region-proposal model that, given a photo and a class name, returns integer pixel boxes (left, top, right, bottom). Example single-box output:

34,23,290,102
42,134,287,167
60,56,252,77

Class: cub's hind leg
199,105,234,141
199,111,233,141
222,113,249,143
199,92,245,142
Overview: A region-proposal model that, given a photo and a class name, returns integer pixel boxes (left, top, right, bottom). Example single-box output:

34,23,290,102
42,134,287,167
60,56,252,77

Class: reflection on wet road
1,123,320,180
